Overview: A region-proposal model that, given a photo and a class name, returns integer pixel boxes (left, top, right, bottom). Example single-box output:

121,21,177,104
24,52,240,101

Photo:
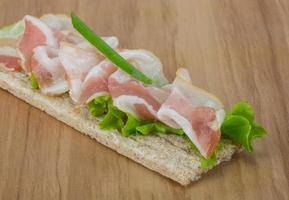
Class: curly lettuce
221,101,267,152
87,95,112,117
136,122,184,136
99,104,127,131
29,73,39,89
88,97,266,168
88,95,184,136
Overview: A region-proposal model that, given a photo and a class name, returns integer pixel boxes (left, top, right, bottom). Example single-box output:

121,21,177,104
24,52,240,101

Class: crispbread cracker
0,69,238,185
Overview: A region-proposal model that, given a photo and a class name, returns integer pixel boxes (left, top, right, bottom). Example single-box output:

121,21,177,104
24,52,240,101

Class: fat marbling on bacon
17,15,58,72
16,15,71,95
79,60,117,104
157,68,225,158
58,35,119,104
0,20,22,72
0,46,21,71
31,46,68,95
108,49,169,120
58,42,101,103
40,14,73,32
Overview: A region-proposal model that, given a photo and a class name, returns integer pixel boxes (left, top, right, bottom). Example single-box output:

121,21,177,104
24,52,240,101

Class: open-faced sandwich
0,13,266,185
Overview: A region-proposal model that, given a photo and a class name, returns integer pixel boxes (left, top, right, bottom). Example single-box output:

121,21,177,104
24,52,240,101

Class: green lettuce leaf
200,139,228,168
184,135,225,169
120,114,184,137
29,73,39,89
92,97,185,137
88,95,112,117
0,20,24,39
221,115,251,150
200,153,217,168
221,101,266,152
251,123,267,139
228,101,255,124
99,104,127,131
136,122,184,136
121,113,142,136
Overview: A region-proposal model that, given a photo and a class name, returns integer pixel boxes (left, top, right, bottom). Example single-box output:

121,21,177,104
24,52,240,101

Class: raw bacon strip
40,14,75,42
40,14,120,49
40,14,73,32
17,15,58,72
0,46,21,71
109,71,165,119
108,49,168,120
55,31,119,50
41,15,119,49
79,60,117,104
101,37,119,50
40,14,89,45
119,49,168,87
157,68,225,158
31,46,68,95
58,42,102,103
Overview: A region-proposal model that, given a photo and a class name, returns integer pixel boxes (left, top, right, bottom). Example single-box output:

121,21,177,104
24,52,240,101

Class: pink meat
0,55,21,71
17,15,57,72
79,61,117,104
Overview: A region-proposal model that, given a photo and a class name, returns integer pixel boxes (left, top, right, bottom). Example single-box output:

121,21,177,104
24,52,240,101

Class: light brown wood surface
0,0,288,199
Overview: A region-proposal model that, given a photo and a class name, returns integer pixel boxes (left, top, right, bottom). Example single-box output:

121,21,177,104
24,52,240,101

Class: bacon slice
0,46,21,71
40,14,119,49
40,14,73,32
157,68,225,158
108,49,168,119
31,46,68,95
58,42,102,103
0,55,20,71
41,14,120,50
109,70,166,119
17,15,58,72
40,14,88,45
79,60,117,104
40,14,75,43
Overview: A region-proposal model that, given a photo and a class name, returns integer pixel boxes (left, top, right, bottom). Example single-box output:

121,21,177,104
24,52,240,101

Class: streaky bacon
17,15,58,72
157,68,225,158
108,49,168,119
31,46,68,95
0,46,21,71
79,60,117,104
58,42,102,103
40,14,119,49
40,14,75,43
40,14,73,32
41,14,120,50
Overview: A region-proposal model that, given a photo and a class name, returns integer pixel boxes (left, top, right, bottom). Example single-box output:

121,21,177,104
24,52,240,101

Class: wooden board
0,0,288,199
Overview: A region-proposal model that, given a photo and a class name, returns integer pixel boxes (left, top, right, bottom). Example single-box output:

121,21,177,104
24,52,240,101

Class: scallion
71,13,152,85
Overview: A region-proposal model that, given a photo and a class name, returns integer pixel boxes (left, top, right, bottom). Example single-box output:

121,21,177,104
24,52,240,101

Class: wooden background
0,0,288,199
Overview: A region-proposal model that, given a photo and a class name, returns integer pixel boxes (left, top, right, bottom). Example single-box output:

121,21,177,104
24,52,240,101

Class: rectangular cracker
0,70,238,185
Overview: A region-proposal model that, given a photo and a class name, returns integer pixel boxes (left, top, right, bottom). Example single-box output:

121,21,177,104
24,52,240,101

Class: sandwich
0,13,266,185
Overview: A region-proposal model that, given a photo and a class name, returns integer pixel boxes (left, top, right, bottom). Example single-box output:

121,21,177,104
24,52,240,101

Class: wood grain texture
0,0,288,199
